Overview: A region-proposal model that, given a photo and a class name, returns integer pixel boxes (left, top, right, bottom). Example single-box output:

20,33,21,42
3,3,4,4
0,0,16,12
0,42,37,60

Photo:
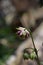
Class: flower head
16,27,29,39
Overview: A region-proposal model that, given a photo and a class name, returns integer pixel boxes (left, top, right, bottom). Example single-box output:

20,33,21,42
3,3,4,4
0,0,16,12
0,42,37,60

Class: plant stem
29,30,40,65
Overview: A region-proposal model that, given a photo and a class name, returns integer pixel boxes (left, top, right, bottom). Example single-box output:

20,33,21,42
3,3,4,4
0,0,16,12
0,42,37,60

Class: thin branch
29,30,40,65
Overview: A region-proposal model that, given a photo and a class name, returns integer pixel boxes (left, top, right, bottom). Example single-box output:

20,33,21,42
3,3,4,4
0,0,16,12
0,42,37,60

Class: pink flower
16,27,29,38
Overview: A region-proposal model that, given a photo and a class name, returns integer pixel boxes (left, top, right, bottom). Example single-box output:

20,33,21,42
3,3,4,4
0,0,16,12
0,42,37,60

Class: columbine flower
16,27,29,38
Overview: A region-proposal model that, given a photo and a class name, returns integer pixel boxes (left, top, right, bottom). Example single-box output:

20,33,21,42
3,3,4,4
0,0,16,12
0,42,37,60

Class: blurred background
0,0,43,65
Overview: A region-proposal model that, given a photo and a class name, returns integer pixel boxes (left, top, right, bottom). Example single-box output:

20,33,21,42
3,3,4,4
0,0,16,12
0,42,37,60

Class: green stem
29,30,40,65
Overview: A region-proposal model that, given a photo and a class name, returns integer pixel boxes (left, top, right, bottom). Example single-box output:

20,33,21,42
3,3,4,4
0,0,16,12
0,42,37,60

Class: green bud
23,53,30,60
30,52,37,60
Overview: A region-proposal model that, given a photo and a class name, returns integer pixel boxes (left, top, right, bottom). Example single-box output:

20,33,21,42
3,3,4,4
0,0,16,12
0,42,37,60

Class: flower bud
30,52,37,60
23,52,29,60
